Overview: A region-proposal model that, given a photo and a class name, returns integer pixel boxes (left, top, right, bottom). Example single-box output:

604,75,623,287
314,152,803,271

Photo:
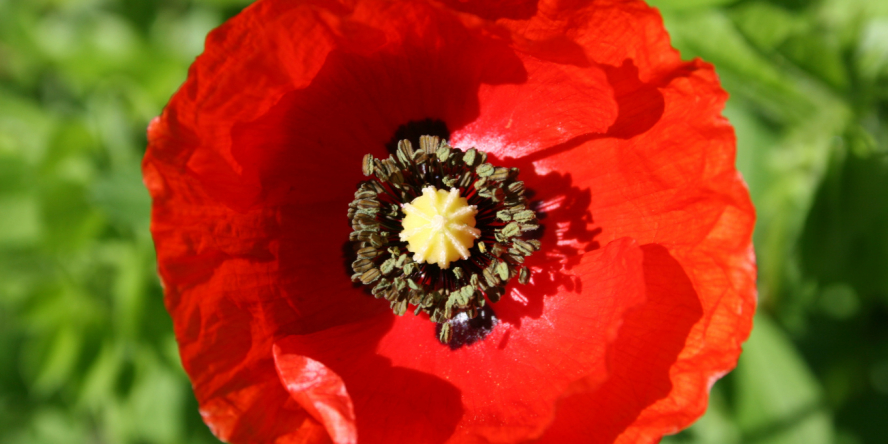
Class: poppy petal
452,0,684,158
275,237,648,443
197,371,331,443
144,0,756,442
524,61,756,442
274,345,357,444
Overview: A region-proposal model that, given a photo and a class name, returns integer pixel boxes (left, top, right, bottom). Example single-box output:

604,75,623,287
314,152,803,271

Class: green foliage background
0,0,886,443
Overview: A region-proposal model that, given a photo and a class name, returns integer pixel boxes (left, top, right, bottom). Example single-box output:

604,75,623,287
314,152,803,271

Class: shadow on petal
535,243,704,443
487,153,600,327
227,9,527,211
601,59,666,139
275,318,464,444
518,58,699,164
274,345,357,444
439,0,540,20
198,361,331,443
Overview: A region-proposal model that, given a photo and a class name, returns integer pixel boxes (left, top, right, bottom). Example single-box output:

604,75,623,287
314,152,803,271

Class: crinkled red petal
275,237,646,444
144,0,756,442
521,62,755,444
453,1,756,441
274,345,357,444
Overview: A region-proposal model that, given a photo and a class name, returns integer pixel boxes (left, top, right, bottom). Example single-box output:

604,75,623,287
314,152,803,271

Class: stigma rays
399,187,481,269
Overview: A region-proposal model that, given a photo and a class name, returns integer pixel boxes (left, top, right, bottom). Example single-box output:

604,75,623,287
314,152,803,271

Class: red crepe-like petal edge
273,344,357,444
449,1,755,440
437,0,541,21
526,57,756,444
453,0,685,169
196,374,332,444
144,0,616,439
377,238,649,443
272,238,648,444
145,0,756,442
143,3,369,441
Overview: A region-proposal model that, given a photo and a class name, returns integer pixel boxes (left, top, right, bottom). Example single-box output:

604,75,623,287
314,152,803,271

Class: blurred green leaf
730,2,804,51
129,362,186,443
662,387,743,444
723,100,779,206
648,0,740,10
662,8,826,124
32,326,83,395
0,195,42,247
734,315,835,444
0,0,235,442
857,19,888,84
92,167,152,231
39,180,104,251
662,5,853,307
778,34,848,92
7,409,90,444
800,150,888,299
79,340,123,409
0,91,55,163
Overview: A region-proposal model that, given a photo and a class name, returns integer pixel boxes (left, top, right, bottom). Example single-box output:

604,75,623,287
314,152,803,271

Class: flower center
400,187,480,269
347,135,541,344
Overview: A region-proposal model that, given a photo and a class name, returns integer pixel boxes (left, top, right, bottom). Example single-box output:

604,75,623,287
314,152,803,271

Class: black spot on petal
437,305,497,350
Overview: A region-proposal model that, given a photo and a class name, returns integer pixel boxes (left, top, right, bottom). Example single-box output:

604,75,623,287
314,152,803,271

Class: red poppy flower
143,0,756,443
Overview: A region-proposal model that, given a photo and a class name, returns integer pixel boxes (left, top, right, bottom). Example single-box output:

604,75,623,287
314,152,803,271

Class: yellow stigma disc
399,186,480,269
